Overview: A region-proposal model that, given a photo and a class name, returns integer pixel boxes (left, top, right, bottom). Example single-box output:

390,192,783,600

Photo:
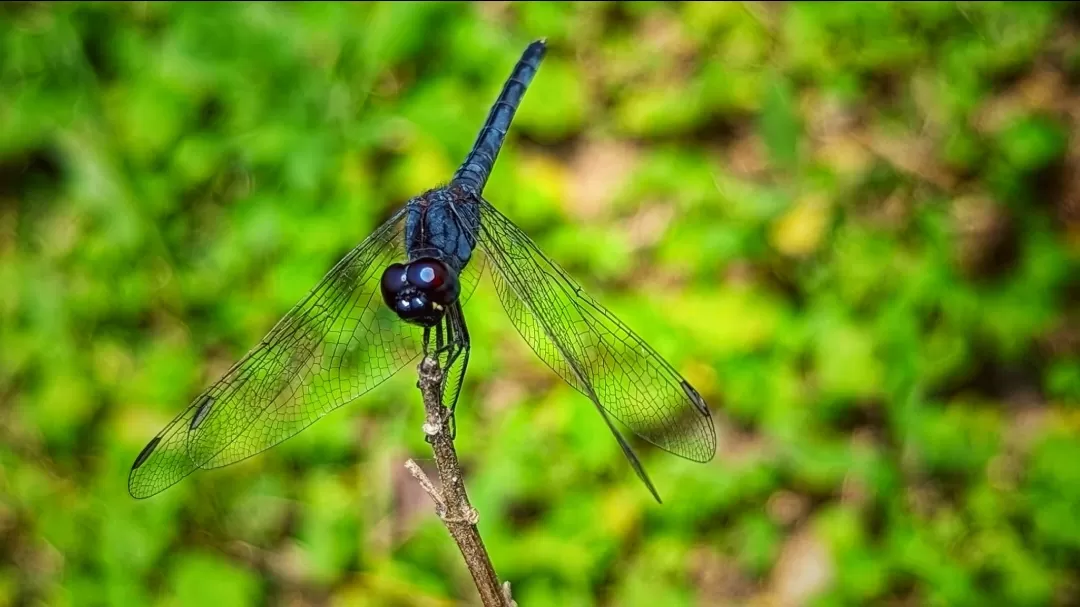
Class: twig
405,355,514,607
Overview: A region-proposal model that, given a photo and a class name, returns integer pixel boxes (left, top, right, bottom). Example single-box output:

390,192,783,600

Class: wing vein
469,199,717,465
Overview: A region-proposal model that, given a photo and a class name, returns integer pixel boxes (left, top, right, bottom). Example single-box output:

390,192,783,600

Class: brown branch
405,355,515,607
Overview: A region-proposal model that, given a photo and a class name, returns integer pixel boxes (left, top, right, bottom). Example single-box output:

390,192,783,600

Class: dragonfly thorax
380,257,461,327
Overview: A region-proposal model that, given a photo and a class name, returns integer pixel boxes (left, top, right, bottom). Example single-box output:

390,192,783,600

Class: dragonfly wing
468,199,717,469
128,205,484,499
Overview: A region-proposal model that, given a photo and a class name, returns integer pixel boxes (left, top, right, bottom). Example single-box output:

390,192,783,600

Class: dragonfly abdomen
451,39,547,195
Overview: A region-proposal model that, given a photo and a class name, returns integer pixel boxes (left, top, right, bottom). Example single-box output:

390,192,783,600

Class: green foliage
1,2,1078,605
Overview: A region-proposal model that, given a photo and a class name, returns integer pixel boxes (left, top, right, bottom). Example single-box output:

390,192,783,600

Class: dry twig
405,356,514,607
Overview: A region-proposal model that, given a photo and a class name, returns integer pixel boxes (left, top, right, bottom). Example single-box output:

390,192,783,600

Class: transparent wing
128,207,486,499
468,199,716,465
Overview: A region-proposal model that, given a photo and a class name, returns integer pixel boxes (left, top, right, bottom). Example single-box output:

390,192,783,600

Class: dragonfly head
380,257,461,327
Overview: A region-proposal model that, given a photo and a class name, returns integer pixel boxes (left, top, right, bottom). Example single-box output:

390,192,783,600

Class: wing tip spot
130,435,161,471
189,394,216,431
680,380,711,418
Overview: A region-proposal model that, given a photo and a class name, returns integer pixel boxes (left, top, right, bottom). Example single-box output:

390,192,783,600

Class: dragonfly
128,39,716,503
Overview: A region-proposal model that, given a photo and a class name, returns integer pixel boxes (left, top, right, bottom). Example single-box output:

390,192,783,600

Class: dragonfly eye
379,263,408,307
379,259,458,327
407,258,459,305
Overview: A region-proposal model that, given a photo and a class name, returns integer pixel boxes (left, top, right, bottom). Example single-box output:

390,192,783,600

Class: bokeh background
3,2,1080,606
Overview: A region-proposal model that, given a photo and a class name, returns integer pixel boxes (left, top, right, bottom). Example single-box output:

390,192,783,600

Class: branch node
502,582,517,607
440,505,480,525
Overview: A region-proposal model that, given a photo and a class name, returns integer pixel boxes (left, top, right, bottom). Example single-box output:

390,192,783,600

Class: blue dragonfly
128,40,716,503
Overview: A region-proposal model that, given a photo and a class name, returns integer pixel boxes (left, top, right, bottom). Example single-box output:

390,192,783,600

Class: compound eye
380,263,408,306
407,258,450,290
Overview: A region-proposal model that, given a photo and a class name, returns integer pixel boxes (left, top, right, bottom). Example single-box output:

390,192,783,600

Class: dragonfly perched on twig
128,39,716,503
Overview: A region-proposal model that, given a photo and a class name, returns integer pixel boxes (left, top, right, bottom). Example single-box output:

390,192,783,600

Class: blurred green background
2,2,1080,606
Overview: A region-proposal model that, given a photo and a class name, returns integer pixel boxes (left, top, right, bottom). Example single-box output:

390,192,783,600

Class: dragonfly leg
430,310,460,359
439,303,470,439
434,318,445,354
451,301,470,420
